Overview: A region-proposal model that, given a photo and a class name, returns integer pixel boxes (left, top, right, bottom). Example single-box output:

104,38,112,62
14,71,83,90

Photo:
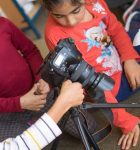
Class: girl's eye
52,6,82,19
54,15,64,19
72,7,81,14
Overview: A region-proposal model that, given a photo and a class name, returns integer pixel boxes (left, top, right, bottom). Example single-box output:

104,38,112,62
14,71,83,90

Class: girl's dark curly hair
43,0,83,11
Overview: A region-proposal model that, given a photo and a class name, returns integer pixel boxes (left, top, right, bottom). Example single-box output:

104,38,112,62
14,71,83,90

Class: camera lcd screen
54,54,64,67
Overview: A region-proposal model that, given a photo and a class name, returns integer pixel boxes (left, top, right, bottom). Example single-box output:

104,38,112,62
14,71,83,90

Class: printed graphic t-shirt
45,0,140,134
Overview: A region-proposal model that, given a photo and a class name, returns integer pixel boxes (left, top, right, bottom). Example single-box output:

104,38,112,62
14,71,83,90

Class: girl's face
50,0,90,27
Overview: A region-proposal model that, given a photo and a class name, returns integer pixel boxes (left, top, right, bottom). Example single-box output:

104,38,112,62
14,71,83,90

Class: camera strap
92,123,112,143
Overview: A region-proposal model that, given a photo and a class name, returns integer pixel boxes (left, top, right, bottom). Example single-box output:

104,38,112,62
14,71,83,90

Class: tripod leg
72,115,91,150
70,108,100,150
82,123,100,150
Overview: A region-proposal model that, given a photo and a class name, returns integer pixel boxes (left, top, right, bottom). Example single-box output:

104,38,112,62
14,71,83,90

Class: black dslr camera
40,38,114,100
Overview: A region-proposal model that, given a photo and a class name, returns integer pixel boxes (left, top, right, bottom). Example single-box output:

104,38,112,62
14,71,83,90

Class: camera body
40,38,114,99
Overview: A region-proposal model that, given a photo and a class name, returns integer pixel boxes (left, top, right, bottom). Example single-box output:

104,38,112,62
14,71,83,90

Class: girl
43,0,140,149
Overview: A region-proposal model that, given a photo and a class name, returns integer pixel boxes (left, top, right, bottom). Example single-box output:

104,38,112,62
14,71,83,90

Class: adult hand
59,80,84,109
20,84,47,111
118,124,140,150
124,59,140,90
47,80,84,123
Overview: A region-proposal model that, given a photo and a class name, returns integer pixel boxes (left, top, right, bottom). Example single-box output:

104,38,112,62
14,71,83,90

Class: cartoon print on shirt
81,21,122,76
92,1,106,14
81,29,100,51
81,22,106,51
97,45,122,76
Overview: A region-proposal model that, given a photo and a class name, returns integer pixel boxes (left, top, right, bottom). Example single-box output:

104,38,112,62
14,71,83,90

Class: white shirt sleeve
0,113,62,150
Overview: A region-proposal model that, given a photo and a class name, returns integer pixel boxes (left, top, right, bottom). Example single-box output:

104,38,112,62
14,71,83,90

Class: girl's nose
66,15,77,26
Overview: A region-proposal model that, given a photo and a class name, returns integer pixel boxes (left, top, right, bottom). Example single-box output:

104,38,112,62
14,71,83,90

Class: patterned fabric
81,20,122,76
0,90,56,142
0,112,31,141
0,113,61,150
64,109,97,139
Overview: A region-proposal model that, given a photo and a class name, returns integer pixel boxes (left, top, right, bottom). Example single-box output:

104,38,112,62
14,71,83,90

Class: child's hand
20,84,47,111
36,79,50,95
124,59,140,90
118,124,140,150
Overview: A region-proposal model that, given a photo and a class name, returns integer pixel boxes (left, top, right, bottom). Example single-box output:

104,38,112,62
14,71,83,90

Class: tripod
50,102,140,150
50,106,100,150
69,107,100,150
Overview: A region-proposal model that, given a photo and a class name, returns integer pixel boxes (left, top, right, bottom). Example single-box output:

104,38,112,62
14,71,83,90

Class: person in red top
0,17,49,113
43,0,140,149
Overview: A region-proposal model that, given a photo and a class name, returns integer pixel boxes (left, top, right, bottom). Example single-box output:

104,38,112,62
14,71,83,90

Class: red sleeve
7,19,43,81
0,96,23,112
105,91,139,134
100,0,140,62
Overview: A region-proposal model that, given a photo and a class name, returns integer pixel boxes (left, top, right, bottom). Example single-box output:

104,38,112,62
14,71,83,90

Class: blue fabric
116,20,140,101
116,69,140,101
